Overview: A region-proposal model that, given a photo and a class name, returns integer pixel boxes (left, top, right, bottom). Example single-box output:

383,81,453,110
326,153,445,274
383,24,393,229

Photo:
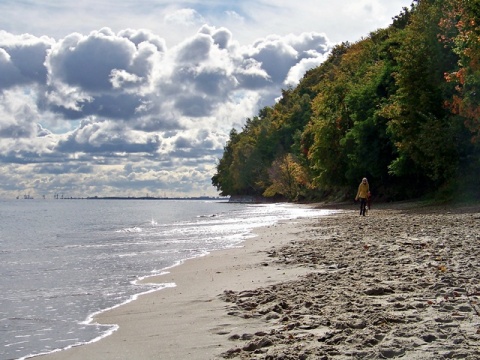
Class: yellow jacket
356,182,369,200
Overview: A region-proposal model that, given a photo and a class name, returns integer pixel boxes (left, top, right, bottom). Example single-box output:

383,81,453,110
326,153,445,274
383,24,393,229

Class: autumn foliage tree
440,0,480,142
263,153,311,201
212,0,480,201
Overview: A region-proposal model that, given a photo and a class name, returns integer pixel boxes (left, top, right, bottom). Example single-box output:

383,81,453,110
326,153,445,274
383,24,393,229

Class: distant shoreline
14,196,228,201
85,196,226,201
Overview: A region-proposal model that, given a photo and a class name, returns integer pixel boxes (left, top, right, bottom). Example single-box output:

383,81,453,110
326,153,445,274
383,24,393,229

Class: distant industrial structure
16,193,227,201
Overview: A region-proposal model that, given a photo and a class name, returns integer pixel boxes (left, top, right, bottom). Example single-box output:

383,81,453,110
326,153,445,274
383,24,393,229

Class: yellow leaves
440,0,480,142
264,154,311,201
378,102,401,120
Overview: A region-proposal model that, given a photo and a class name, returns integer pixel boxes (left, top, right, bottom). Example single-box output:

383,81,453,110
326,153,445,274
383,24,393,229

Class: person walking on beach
355,177,369,216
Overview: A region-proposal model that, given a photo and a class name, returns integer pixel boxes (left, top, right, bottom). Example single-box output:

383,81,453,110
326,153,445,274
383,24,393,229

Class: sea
0,198,334,360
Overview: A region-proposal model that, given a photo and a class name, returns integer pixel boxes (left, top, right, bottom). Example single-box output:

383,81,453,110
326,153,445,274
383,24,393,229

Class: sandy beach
38,202,480,359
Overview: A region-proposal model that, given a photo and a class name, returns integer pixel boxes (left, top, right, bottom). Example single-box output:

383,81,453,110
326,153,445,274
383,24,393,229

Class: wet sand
38,202,480,359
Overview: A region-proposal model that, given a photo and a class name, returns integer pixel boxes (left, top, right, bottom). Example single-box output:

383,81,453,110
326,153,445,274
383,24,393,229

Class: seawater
0,199,332,360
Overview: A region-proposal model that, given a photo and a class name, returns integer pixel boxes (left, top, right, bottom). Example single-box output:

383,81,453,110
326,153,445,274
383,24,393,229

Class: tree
212,0,478,201
381,0,459,189
303,43,355,190
263,154,310,201
212,128,240,196
440,0,480,142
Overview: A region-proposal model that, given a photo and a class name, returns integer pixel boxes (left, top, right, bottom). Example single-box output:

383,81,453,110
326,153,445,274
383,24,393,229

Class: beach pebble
422,334,437,343
379,346,406,358
364,286,395,296
348,319,367,329
242,337,273,352
265,313,280,321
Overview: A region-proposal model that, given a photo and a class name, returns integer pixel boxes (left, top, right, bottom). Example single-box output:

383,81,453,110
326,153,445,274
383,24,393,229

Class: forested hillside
212,0,480,202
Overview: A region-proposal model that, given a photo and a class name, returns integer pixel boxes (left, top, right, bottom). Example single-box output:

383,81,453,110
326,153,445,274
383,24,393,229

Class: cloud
118,28,167,51
0,31,53,90
36,163,94,175
164,8,205,27
0,90,43,139
198,25,232,50
0,1,414,47
285,56,328,86
224,11,245,23
55,118,161,155
0,25,334,197
249,37,299,83
344,0,389,23
0,104,39,138
47,29,141,92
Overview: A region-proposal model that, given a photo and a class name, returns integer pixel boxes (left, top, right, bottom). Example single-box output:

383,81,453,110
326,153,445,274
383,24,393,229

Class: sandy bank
38,216,315,360
38,202,480,359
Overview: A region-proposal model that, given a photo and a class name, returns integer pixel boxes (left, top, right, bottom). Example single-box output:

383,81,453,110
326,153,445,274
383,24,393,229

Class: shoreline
37,202,480,359
37,214,319,360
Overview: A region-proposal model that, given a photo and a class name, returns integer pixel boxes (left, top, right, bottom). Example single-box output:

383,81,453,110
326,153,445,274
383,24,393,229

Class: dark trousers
359,198,367,216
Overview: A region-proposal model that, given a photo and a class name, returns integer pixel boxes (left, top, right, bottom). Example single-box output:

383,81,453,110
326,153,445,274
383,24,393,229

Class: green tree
340,34,397,191
212,0,478,201
212,128,240,196
304,43,354,191
381,0,460,192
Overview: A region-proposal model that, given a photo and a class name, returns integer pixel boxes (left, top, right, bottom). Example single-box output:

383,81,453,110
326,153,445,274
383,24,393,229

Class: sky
0,0,413,199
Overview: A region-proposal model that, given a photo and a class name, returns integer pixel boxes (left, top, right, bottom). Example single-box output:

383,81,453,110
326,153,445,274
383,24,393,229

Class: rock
349,319,367,329
223,347,241,356
379,347,406,358
258,337,274,348
266,313,280,321
242,337,273,352
422,334,437,343
364,286,395,296
238,290,258,298
242,342,258,352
